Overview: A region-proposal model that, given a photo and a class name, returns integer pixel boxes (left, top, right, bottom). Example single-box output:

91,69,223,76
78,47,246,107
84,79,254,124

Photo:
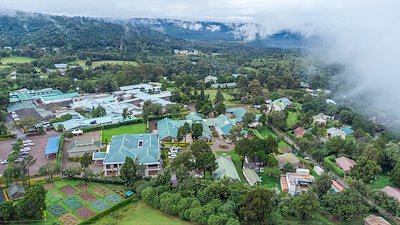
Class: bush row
0,133,17,139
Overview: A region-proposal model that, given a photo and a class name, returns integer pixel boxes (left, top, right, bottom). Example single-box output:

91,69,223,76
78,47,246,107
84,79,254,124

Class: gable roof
335,156,356,172
381,186,400,202
226,107,247,122
272,97,292,110
185,112,204,121
68,139,101,154
45,136,61,155
157,118,212,140
243,168,261,186
276,153,300,166
293,127,306,138
104,134,160,165
213,156,241,181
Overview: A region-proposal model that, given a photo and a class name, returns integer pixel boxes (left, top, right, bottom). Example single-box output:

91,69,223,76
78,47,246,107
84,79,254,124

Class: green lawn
204,89,239,106
0,56,34,64
215,150,246,182
254,127,289,147
102,123,147,143
260,175,281,190
286,111,298,128
93,201,191,225
71,60,138,68
370,175,395,189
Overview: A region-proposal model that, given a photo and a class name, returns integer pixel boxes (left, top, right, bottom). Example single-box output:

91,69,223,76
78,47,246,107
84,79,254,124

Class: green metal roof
41,92,80,101
157,118,212,140
104,134,160,165
185,112,204,121
213,156,241,181
68,139,101,154
226,107,247,122
6,103,36,112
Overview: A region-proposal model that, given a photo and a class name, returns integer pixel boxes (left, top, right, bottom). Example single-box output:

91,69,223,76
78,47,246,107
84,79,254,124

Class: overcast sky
2,0,400,120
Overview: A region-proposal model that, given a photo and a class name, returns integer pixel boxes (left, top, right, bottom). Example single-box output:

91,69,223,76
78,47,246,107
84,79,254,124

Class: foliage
322,188,368,220
323,156,345,177
239,188,274,225
17,184,47,220
191,122,203,140
105,193,123,204
80,153,93,185
351,144,382,183
242,111,256,127
90,200,111,211
312,173,332,199
292,191,320,220
120,156,145,187
91,105,106,118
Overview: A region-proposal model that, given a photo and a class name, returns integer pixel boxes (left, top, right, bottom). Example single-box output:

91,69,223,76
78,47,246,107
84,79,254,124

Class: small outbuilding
67,138,101,156
243,168,261,186
276,153,300,169
364,215,391,225
7,184,25,200
213,156,241,181
45,136,61,158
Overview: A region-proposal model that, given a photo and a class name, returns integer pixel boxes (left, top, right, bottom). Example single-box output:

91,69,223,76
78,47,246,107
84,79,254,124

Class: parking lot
0,131,59,175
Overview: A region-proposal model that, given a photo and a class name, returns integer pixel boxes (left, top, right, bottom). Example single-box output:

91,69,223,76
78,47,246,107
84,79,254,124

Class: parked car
0,160,8,165
23,147,31,150
23,140,32,144
23,143,34,146
15,158,24,163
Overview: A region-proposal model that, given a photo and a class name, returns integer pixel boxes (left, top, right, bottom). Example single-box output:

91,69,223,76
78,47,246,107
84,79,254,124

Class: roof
243,168,261,186
213,156,241,181
327,127,346,136
157,118,212,140
293,127,306,138
41,92,80,101
9,88,64,103
6,185,25,197
272,97,292,110
381,186,400,201
185,112,204,121
364,215,391,225
6,102,36,112
68,139,101,154
104,134,160,165
226,107,247,122
93,152,107,160
54,115,128,131
331,180,344,192
45,136,61,155
276,153,300,166
335,157,356,172
211,82,236,88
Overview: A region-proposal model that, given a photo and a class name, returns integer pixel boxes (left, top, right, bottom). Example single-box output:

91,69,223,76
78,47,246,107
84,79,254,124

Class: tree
242,111,255,127
191,123,203,140
195,152,217,178
182,122,191,143
239,188,274,225
339,110,354,124
16,184,46,220
120,157,144,187
292,191,320,220
91,105,106,118
235,138,254,168
63,166,81,179
214,101,226,116
351,144,382,183
312,173,332,199
167,104,183,118
20,154,36,186
15,116,38,131
39,162,61,180
237,76,250,97
214,89,225,104
80,153,93,185
0,202,15,222
122,108,131,120
142,100,162,122
259,112,267,126
228,124,243,143
191,140,211,157
391,162,400,186
177,127,184,144
249,79,264,98
322,188,368,220
268,111,287,131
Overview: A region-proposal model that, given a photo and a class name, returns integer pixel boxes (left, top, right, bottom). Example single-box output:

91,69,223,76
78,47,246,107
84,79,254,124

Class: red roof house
293,127,306,138
381,186,400,202
335,156,356,172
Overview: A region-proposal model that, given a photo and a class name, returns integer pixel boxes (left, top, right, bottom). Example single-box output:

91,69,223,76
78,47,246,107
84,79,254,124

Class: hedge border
323,155,345,177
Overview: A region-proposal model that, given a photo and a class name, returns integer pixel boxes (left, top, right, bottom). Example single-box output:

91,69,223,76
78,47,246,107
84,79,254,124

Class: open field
0,56,34,64
215,150,246,182
44,180,126,225
252,127,290,147
370,175,395,189
101,123,147,143
204,89,239,106
93,201,191,225
71,60,138,68
286,111,298,128
260,173,281,190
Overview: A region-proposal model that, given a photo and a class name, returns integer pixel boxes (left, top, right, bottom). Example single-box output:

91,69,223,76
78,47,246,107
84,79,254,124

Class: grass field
370,175,395,189
93,201,191,225
204,89,239,106
254,127,290,147
215,150,246,182
43,180,126,225
102,123,147,143
71,60,138,68
260,175,281,190
286,111,298,128
0,56,34,64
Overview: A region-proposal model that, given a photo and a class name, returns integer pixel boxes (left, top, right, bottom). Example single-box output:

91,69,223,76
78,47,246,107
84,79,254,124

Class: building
281,169,315,195
54,115,129,131
213,156,241,181
335,156,356,173
276,153,300,169
67,139,101,156
211,82,236,89
9,88,65,104
331,180,344,192
364,215,391,225
119,83,161,93
313,113,331,125
45,136,61,159
243,168,261,186
226,107,247,123
157,118,212,142
293,127,306,138
272,97,292,111
92,134,161,177
54,64,67,75
313,165,324,176
381,186,400,202
7,184,25,200
204,75,218,83
40,92,80,104
327,128,346,140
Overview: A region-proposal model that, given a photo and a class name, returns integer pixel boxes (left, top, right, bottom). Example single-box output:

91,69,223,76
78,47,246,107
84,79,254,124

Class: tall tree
20,154,37,187
191,123,203,140
249,79,264,98
242,111,256,127
80,153,93,185
195,152,217,178
322,188,368,220
190,140,211,157
312,173,332,199
214,89,225,104
239,188,274,225
228,124,244,143
235,138,254,168
259,112,267,126
292,191,320,220
16,184,46,220
120,156,144,187
91,105,106,118
351,144,382,183
214,101,226,116
122,108,131,120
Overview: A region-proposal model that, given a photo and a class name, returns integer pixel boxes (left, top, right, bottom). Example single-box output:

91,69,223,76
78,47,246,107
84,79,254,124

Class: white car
14,158,24,163
23,140,32,144
23,143,34,146
0,160,8,165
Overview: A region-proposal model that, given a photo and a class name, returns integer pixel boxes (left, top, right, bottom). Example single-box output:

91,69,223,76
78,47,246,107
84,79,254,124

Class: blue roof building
45,136,61,158
226,107,247,122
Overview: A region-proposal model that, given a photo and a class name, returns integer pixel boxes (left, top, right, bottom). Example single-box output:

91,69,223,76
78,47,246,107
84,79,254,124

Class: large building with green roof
213,156,241,181
92,133,161,177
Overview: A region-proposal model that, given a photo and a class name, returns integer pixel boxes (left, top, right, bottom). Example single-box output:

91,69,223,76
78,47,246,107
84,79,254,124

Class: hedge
79,195,139,224
297,157,314,166
57,135,65,163
323,155,345,177
0,133,16,139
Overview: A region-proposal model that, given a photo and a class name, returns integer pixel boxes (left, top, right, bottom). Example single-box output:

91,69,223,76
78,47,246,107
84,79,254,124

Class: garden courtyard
101,123,147,143
44,180,126,225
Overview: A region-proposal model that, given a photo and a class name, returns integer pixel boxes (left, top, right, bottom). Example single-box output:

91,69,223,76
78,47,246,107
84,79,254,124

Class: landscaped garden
101,123,147,143
44,180,126,225
370,175,395,190
252,127,290,148
286,111,299,128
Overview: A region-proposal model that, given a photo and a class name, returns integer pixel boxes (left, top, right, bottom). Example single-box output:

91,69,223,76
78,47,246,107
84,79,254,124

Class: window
138,140,144,148
106,165,110,169
114,164,118,168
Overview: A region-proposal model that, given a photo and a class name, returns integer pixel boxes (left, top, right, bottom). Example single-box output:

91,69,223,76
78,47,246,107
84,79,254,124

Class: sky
2,0,400,122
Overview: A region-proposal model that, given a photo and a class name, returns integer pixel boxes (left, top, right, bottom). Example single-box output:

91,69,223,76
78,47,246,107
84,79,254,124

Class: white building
327,127,346,140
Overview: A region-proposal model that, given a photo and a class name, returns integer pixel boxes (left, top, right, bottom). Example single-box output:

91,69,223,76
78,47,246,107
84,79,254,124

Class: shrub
323,156,345,177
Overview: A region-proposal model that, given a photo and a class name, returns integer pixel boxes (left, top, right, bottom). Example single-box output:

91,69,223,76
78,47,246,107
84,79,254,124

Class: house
313,165,324,176
327,127,346,140
226,107,247,123
7,184,25,200
364,215,391,225
281,169,315,195
213,156,241,181
157,118,212,142
293,127,306,138
204,75,218,83
335,156,356,172
92,134,161,177
45,136,61,159
326,99,337,105
276,153,300,169
243,168,261,186
54,64,67,75
331,180,344,193
313,113,331,125
211,82,236,89
67,139,101,156
272,97,292,111
380,186,400,202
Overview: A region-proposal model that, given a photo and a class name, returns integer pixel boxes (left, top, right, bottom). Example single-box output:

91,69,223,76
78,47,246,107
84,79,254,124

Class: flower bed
47,191,62,203
48,203,68,217
91,186,111,196
90,199,110,212
105,193,122,204
63,196,84,210
79,191,97,202
60,185,78,196
60,213,80,225
76,207,95,220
